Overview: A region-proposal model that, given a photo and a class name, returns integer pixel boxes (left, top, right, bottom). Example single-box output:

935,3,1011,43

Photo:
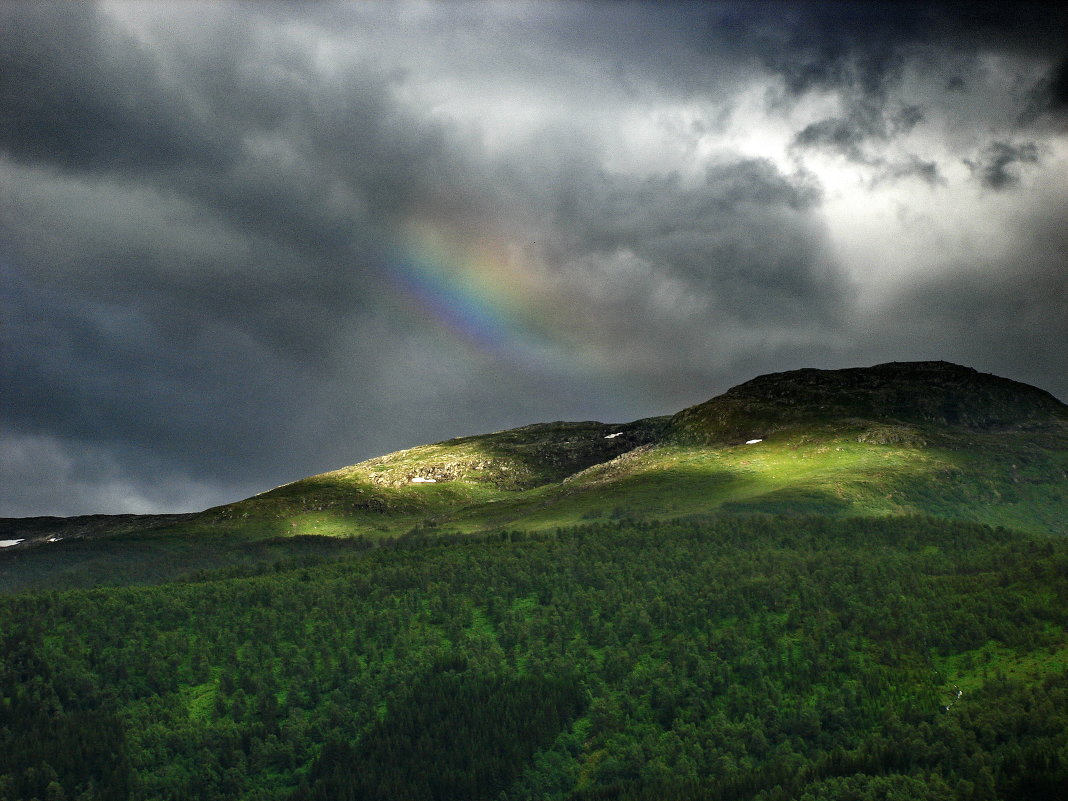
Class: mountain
2,360,1066,591
672,360,1067,441
199,359,1068,536
3,361,1068,801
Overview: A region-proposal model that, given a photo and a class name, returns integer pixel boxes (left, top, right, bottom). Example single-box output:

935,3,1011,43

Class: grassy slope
194,363,1068,538
198,419,1068,537
3,362,1066,592
2,419,1066,593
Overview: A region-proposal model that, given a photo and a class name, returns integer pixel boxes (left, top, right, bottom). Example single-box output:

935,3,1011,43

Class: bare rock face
855,425,928,447
670,361,1067,445
364,418,671,490
365,458,497,488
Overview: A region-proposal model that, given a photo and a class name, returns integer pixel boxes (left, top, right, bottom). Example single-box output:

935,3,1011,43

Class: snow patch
745,439,763,445
0,539,24,548
410,477,437,483
604,432,622,439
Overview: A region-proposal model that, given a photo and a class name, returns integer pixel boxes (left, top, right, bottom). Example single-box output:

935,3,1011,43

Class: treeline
1,515,1066,800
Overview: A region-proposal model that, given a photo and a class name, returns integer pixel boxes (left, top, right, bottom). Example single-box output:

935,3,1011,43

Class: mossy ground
937,636,1068,695
3,420,1065,592
201,422,1068,538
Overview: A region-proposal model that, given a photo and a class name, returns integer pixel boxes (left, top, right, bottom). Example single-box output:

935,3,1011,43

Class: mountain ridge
670,360,1067,445
2,360,1066,582
270,360,1067,495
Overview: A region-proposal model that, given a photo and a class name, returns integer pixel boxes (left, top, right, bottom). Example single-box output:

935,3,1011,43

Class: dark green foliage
719,487,851,516
294,671,585,800
1,515,1067,800
0,627,134,801
4,361,1067,801
0,530,376,593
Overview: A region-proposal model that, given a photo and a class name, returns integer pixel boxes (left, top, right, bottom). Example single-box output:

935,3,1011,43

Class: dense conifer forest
3,515,1066,800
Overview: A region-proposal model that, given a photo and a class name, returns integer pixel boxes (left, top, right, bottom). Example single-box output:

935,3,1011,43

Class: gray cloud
791,105,943,187
1,2,1066,515
794,104,925,154
768,4,1065,185
760,3,1068,95
966,141,1041,189
875,156,941,186
0,3,234,172
866,194,1068,398
1052,58,1068,109
551,159,834,319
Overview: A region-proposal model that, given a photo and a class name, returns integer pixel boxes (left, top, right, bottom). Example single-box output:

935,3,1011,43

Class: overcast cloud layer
2,2,1066,516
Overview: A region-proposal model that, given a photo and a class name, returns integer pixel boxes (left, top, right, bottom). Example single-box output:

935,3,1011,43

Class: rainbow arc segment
382,218,568,364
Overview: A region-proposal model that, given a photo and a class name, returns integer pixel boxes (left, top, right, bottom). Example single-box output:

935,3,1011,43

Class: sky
2,1,1067,517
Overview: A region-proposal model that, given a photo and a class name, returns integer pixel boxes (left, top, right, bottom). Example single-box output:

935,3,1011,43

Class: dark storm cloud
768,3,1065,181
761,2,1067,95
0,4,460,508
773,12,942,182
1051,58,1068,109
2,2,1066,515
881,157,940,185
794,104,925,154
545,158,834,325
791,106,942,186
0,1,618,513
0,3,234,172
2,1,467,355
966,141,1041,190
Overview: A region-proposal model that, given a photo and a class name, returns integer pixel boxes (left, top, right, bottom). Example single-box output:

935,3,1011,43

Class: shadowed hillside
669,361,1068,445
198,360,1066,541
2,361,1066,591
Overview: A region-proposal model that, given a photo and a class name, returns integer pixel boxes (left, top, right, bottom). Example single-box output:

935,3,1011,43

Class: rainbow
382,217,566,365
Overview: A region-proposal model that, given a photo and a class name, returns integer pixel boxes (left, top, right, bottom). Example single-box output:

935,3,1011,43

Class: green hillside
208,361,1068,538
2,361,1066,592
2,361,1068,800
3,516,1068,801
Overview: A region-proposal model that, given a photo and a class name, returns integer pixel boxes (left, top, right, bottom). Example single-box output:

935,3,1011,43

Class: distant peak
672,361,1065,444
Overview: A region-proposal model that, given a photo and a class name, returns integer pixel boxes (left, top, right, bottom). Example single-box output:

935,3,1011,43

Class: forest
2,514,1067,800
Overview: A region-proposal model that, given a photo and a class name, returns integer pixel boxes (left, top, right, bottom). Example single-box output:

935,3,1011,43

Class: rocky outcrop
359,417,671,490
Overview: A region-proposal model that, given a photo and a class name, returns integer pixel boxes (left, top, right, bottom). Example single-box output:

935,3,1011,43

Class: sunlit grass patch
184,679,219,722
936,633,1068,695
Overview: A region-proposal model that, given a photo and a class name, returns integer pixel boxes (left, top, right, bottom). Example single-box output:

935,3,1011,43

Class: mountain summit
671,361,1067,445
